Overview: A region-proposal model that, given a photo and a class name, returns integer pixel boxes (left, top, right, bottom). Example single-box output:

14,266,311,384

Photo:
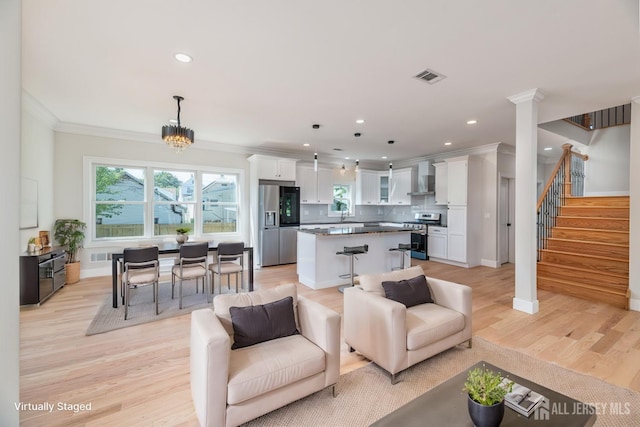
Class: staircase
537,195,630,309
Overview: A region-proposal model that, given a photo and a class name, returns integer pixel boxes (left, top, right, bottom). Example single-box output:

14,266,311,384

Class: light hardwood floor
19,260,640,426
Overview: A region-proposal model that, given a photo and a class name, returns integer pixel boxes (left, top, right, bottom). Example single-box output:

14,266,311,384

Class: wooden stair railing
564,103,631,131
536,143,588,259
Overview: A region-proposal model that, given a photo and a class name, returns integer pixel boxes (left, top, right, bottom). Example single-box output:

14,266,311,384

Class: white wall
584,125,630,195
20,95,56,248
1,0,21,424
54,131,252,277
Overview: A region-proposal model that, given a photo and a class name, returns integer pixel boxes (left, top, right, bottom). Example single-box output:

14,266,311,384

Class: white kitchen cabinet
390,168,411,205
427,226,448,259
379,174,389,204
253,155,297,181
355,170,380,205
434,162,448,205
297,166,317,203
446,157,468,205
316,168,334,204
447,206,467,262
297,166,333,204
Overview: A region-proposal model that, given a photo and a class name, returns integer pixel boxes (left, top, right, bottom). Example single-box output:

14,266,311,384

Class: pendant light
340,164,346,176
314,153,318,172
355,160,359,172
162,95,194,152
388,162,393,179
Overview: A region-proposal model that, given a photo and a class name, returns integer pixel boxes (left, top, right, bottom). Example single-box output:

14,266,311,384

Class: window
329,184,353,217
152,170,195,236
202,173,238,233
90,159,241,241
95,166,145,238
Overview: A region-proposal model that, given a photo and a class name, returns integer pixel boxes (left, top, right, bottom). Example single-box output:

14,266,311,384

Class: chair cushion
209,262,243,274
123,267,157,285
214,283,298,335
227,334,325,405
230,296,299,349
172,264,207,279
405,304,465,351
382,275,433,308
359,266,426,297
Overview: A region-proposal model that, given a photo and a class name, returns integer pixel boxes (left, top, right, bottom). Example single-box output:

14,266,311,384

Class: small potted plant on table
175,227,190,244
53,219,86,284
463,365,513,427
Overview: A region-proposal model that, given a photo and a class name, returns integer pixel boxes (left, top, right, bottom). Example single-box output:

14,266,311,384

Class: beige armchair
190,283,341,427
343,266,472,384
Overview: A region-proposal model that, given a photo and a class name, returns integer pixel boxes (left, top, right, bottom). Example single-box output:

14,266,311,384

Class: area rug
244,337,640,426
86,280,215,335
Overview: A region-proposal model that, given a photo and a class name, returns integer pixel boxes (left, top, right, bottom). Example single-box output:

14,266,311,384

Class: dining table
110,242,253,308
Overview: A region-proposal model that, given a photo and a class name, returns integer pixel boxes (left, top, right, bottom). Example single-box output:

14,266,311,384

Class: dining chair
172,242,210,309
209,242,244,294
122,246,160,320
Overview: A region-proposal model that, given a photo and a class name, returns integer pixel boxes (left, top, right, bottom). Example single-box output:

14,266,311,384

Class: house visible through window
91,161,240,240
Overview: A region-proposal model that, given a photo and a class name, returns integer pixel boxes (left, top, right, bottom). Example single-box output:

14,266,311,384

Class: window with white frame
329,184,353,217
91,160,240,241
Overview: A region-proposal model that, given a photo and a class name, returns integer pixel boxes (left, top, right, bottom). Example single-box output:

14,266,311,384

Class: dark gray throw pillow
382,275,434,308
230,296,299,349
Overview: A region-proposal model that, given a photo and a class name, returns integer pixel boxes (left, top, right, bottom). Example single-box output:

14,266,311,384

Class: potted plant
175,227,190,244
27,237,37,253
53,219,86,284
463,365,513,427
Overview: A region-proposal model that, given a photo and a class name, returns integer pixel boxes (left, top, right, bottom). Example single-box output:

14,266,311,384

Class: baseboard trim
513,297,539,314
481,259,500,268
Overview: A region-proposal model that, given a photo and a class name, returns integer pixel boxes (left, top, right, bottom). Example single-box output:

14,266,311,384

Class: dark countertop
298,226,412,236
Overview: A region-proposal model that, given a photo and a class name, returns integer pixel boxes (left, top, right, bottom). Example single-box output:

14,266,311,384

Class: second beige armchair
343,265,472,384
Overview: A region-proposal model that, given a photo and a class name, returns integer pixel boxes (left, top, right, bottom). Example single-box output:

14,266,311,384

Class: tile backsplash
300,195,448,225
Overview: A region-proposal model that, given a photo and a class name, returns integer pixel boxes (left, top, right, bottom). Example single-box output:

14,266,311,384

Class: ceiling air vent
414,68,446,85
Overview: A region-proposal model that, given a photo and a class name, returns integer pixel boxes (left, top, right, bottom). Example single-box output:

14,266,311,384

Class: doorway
499,176,515,264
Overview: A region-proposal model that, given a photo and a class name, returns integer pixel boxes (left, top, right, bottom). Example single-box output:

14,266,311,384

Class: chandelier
162,95,194,152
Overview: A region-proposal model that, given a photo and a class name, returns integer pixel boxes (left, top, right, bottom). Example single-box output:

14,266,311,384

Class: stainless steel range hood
407,161,435,196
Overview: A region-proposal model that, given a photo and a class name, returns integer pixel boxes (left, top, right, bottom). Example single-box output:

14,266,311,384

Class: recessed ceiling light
303,143,310,147
356,119,365,124
544,147,552,151
345,156,350,160
444,141,452,146
174,53,193,63
467,119,477,125
169,119,178,124
382,156,388,159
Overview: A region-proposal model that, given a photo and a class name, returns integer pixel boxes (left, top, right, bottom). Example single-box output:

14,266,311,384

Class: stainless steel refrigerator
259,184,300,266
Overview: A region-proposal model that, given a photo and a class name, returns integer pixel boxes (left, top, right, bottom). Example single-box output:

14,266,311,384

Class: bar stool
336,244,368,294
389,243,414,271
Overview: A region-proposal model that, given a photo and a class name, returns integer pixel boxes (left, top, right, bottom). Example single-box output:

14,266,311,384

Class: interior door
499,177,515,264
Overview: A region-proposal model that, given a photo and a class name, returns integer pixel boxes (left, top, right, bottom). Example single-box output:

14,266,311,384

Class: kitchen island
297,226,412,289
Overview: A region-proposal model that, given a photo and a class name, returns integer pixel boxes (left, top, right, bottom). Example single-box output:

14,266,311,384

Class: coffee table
370,361,596,426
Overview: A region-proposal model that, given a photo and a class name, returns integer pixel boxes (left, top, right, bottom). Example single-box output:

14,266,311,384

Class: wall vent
414,68,446,85
90,252,112,262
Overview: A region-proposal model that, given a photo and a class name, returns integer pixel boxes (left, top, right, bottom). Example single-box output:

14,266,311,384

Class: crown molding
22,90,59,127
507,88,545,104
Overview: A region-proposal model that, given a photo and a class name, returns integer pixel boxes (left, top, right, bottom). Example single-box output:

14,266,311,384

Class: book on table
503,380,545,417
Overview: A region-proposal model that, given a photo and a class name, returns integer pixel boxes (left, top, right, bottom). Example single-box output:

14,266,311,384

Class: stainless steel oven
404,213,441,260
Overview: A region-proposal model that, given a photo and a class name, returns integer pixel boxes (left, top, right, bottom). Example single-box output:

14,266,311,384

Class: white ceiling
22,0,640,167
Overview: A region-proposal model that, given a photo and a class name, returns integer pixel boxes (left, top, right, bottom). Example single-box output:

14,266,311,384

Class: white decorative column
508,89,544,314
629,97,640,312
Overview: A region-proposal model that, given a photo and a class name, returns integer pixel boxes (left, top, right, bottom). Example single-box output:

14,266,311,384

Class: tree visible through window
330,184,352,218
